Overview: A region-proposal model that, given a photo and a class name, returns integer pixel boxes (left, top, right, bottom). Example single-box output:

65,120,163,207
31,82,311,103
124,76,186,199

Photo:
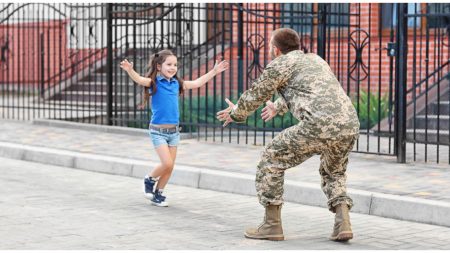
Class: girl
120,49,229,207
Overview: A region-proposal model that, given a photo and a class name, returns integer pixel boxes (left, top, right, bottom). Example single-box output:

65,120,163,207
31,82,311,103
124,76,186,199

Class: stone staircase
407,87,450,145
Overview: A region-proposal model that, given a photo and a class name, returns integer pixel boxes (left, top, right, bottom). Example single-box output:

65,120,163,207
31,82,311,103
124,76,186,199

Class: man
216,28,360,242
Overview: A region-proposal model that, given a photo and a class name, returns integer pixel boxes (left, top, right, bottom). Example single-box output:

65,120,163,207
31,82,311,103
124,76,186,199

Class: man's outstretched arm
228,64,286,123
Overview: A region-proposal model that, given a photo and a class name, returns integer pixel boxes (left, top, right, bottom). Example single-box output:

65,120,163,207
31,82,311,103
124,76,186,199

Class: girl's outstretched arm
119,59,152,87
183,60,229,90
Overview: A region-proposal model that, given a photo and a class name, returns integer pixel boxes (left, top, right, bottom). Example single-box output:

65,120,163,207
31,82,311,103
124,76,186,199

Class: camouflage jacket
229,50,360,138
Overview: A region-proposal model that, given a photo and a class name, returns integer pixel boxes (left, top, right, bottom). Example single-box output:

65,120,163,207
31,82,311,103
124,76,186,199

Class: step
41,100,130,109
81,72,137,82
54,91,138,102
406,129,449,145
413,115,450,130
66,82,139,92
426,100,450,115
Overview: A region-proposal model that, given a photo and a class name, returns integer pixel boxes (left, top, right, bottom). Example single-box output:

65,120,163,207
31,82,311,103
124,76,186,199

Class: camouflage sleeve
229,64,285,123
273,97,289,115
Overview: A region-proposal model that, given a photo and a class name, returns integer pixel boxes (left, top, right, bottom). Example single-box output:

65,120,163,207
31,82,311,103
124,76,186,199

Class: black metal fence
1,3,450,164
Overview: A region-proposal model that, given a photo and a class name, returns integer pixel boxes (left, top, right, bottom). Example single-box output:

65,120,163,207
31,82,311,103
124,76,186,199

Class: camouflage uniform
230,50,360,212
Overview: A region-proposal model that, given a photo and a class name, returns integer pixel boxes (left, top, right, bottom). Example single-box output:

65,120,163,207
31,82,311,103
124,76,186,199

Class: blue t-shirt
150,75,179,125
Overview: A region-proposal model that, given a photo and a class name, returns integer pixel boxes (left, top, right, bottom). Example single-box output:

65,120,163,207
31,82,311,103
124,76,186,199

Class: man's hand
216,98,236,127
261,100,277,122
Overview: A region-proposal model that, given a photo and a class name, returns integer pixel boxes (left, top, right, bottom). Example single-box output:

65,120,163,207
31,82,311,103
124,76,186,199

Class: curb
1,140,449,228
32,119,194,139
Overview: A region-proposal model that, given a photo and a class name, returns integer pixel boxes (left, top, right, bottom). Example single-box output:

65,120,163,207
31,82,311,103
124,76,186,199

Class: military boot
244,204,284,241
330,203,353,241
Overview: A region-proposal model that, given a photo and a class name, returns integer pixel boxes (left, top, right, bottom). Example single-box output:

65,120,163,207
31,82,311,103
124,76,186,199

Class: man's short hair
271,28,300,54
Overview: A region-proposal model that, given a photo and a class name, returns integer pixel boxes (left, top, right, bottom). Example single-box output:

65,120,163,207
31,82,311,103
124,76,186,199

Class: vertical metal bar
54,4,59,121
317,3,327,59
63,4,67,122
388,4,395,155
17,4,22,120
129,3,136,127
377,4,383,154
246,3,251,144
228,4,233,143
326,4,331,62
395,3,408,163
436,3,442,163
176,4,182,47
189,4,194,136
220,3,225,143
213,3,217,142
106,3,113,125
355,3,361,152
40,33,45,102
205,4,210,141
425,4,430,162
196,4,201,140
367,4,372,152
47,28,51,120
412,3,418,161
263,3,268,146
237,3,244,96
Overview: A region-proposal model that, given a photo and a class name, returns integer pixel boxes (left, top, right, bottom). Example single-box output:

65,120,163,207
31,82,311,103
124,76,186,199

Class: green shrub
179,95,298,131
353,90,390,129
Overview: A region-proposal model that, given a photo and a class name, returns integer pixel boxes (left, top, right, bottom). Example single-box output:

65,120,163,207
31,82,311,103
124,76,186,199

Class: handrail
406,60,450,106
180,32,224,58
406,60,450,95
111,4,181,27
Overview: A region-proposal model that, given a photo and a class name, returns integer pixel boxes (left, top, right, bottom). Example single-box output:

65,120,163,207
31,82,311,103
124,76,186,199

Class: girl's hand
120,59,133,72
213,60,229,75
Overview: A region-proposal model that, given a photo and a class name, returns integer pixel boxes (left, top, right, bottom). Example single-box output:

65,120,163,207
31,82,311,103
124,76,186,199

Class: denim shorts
149,129,180,148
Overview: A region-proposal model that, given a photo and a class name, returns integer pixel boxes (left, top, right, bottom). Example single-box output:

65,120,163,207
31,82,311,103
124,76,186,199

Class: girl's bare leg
156,146,177,189
149,145,174,180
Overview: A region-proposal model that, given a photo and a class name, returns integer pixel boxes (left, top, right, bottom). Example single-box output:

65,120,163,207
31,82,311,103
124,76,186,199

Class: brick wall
0,20,106,89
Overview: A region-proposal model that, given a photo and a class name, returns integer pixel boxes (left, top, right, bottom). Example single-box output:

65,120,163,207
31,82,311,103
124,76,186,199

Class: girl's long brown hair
141,49,184,107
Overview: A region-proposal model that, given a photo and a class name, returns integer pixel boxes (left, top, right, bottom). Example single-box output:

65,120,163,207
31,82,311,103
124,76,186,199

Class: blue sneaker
143,176,156,199
151,190,168,207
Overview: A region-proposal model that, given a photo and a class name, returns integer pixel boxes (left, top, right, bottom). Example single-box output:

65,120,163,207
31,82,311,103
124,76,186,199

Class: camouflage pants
256,124,358,213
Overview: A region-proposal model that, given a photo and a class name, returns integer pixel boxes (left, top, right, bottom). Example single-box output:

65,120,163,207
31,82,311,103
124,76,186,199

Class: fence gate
1,3,450,163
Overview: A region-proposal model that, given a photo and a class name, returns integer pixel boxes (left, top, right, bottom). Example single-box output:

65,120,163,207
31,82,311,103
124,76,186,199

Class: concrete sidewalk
0,119,450,227
2,157,450,250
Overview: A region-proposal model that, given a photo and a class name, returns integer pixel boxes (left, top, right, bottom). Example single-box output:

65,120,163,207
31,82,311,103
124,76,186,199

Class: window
281,3,314,34
281,3,350,34
427,3,450,28
327,3,350,28
381,3,422,29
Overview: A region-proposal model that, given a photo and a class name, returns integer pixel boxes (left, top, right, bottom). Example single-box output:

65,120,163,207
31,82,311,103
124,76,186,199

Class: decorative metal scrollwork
0,35,11,70
147,36,163,53
86,20,98,45
349,28,370,82
247,33,265,82
147,33,181,54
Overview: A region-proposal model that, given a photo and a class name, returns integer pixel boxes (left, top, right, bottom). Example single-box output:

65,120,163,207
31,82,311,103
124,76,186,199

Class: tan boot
330,203,353,241
244,204,284,241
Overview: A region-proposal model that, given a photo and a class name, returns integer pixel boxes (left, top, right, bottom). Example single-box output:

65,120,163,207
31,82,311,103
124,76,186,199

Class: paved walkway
0,119,449,203
1,157,449,250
